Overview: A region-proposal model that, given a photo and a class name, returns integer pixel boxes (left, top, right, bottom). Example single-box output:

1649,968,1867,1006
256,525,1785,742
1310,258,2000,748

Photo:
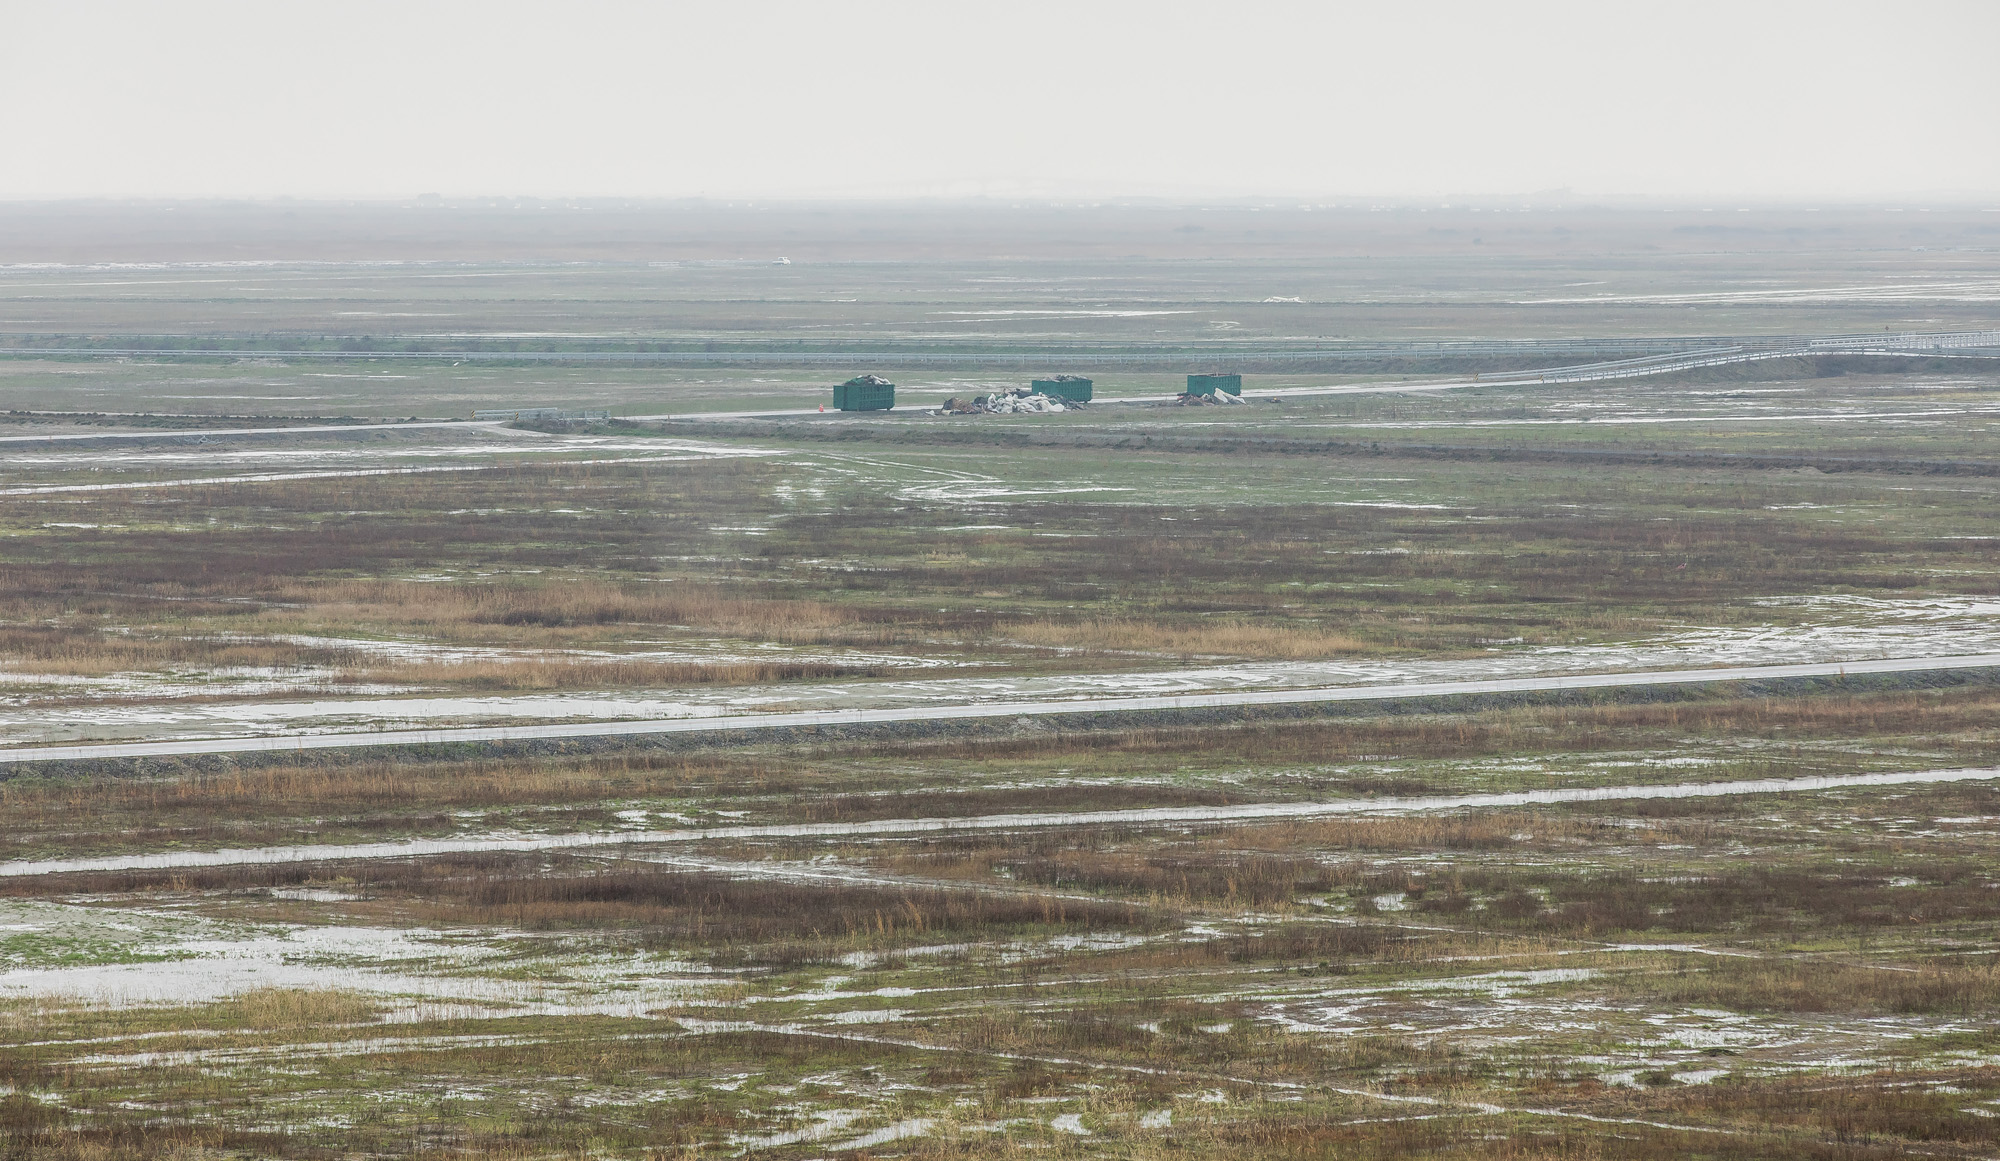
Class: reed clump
0,749,790,827
1000,851,1349,907
231,987,380,1029
1634,1068,2000,1144
801,783,1240,825
1410,862,2000,937
1003,617,1374,659
278,576,862,642
444,863,1151,945
1637,957,2000,1015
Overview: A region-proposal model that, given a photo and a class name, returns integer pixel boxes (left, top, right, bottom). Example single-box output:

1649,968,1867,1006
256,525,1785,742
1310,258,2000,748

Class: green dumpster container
1031,375,1093,402
1186,373,1242,396
833,374,896,412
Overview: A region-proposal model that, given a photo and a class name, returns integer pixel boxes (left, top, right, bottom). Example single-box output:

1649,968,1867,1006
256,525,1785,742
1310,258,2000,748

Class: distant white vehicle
773,256,792,265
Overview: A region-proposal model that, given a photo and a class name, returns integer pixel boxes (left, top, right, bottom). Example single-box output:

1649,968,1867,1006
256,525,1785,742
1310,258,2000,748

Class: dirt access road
5,651,1996,768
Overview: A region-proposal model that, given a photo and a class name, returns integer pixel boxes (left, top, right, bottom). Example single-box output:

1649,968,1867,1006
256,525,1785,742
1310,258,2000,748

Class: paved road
621,408,824,421
627,345,1874,420
8,338,1982,436
5,652,1995,767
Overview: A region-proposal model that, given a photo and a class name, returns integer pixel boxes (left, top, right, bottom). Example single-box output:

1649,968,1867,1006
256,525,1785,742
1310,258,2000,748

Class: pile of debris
935,387,1081,416
1173,390,1245,406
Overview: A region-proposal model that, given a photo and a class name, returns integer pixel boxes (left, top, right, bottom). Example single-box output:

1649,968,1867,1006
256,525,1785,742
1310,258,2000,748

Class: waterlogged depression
9,232,2000,1156
0,891,1935,1098
0,898,723,1016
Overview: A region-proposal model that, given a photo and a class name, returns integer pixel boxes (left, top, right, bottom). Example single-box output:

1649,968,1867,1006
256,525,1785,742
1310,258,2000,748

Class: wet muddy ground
2,238,1998,1156
3,724,1999,1157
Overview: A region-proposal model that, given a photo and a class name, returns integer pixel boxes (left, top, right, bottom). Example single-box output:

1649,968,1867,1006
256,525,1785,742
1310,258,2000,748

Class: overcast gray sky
1,0,1994,202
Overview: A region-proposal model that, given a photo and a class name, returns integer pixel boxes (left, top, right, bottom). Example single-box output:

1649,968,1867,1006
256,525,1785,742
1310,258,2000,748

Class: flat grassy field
1,208,1997,1158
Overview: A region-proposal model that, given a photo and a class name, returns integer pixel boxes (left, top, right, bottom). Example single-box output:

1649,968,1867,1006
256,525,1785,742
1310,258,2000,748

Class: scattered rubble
474,407,610,423
933,387,1080,416
1172,390,1245,406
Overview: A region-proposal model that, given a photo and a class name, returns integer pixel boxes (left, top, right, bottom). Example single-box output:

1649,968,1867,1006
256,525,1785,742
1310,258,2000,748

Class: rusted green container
1186,373,1242,396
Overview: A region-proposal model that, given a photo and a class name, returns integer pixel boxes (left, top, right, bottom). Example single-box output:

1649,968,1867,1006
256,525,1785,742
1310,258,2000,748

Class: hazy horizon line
4,194,1999,212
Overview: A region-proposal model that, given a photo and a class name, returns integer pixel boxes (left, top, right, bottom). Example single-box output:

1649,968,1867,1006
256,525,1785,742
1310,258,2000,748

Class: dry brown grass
11,444,1997,696
1003,617,1375,659
0,758,624,816
1631,956,2000,1015
844,686,2000,771
231,987,379,1029
0,624,348,677
0,459,945,696
351,654,870,690
271,576,863,642
1624,1067,2000,1146
3,854,1156,952
0,751,790,857
420,857,1153,947
879,838,1362,908
1235,813,1597,852
0,578,888,688
798,783,1243,825
1404,859,2000,937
